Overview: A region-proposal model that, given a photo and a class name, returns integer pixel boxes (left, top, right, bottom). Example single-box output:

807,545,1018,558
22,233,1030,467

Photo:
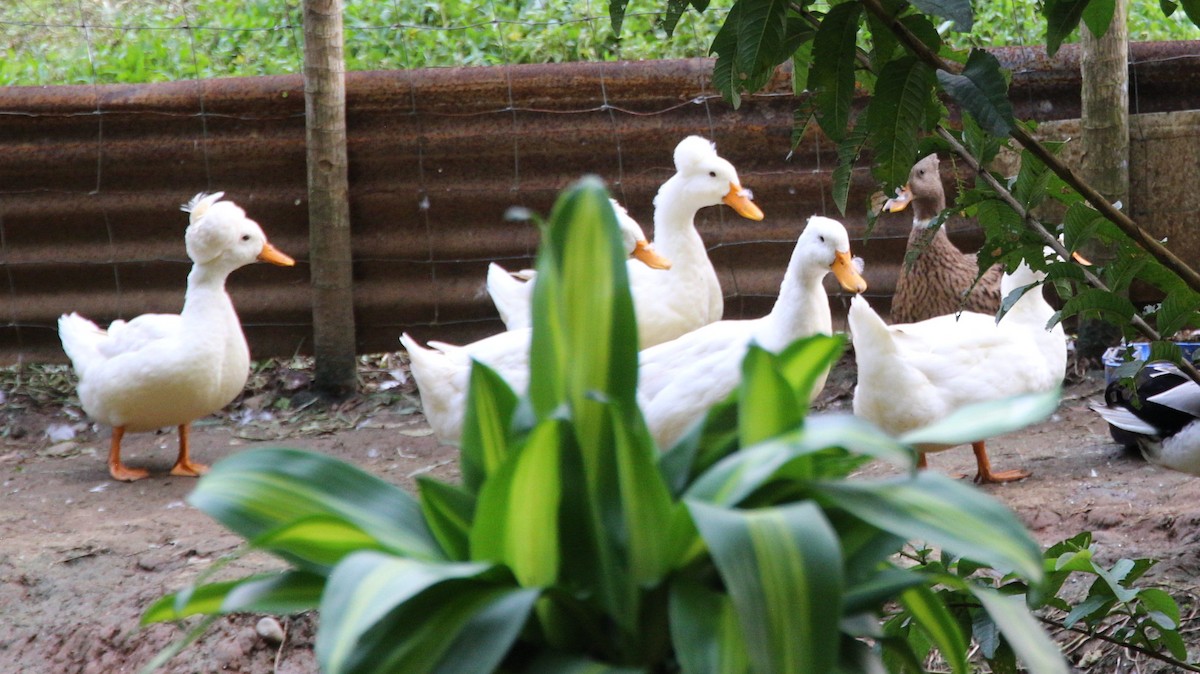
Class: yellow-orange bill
883,185,914,213
258,242,296,267
631,240,672,270
832,250,867,293
722,183,764,221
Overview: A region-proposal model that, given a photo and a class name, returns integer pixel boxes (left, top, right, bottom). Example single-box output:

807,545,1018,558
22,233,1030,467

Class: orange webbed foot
110,463,151,482
974,468,1031,484
169,460,209,478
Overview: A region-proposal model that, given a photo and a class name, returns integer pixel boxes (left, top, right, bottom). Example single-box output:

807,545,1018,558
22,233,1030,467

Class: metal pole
303,0,357,397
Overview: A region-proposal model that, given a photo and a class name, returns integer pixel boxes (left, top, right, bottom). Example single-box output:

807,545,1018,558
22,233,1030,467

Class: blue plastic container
1102,342,1200,385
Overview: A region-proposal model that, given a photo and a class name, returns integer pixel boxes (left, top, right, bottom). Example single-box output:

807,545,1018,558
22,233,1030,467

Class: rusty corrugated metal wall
0,41,1197,363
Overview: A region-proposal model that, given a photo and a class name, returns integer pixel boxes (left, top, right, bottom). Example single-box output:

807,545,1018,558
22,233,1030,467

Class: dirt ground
2,352,1199,674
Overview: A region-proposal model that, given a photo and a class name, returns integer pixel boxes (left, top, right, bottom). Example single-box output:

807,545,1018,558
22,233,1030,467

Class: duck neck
911,189,947,229
1001,267,1053,323
758,253,831,352
181,263,237,331
652,176,708,260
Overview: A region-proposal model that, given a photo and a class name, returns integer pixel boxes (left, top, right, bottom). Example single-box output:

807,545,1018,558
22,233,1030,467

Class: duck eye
241,234,252,242
819,235,826,243
709,171,717,178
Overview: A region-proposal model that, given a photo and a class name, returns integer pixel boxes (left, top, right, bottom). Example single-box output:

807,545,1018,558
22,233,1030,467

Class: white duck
639,216,867,449
486,199,671,328
850,258,1067,483
402,200,676,446
58,193,295,481
1091,361,1200,475
486,135,763,348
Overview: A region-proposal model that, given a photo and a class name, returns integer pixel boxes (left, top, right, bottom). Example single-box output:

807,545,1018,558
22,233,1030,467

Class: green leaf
142,571,324,623
777,334,845,404
523,652,648,674
670,579,752,674
811,472,1044,581
250,515,391,572
1180,0,1200,24
911,0,974,31
708,0,793,107
843,566,926,614
738,345,802,446
688,501,842,674
1061,202,1106,255
1162,0,1179,18
417,477,476,561
460,361,519,493
687,414,913,506
971,586,1071,674
189,448,443,564
1042,0,1089,56
900,389,1060,448
1081,0,1116,36
529,179,639,418
470,419,563,588
832,125,869,215
1155,290,1200,339
1139,588,1182,630
1012,149,1052,211
936,49,1014,136
867,56,937,190
899,585,970,674
609,0,630,34
608,404,686,584
1059,288,1137,323
318,552,537,674
809,2,862,142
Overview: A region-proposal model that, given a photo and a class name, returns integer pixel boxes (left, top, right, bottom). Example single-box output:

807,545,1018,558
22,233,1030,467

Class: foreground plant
889,531,1194,672
145,178,1067,673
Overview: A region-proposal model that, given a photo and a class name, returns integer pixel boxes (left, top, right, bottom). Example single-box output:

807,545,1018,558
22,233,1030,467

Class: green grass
1,0,1197,86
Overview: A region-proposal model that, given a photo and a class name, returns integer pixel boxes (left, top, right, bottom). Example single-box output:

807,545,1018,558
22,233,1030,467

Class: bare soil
2,353,1198,673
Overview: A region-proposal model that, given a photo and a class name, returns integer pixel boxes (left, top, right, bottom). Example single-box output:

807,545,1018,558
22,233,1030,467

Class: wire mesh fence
1,3,1199,365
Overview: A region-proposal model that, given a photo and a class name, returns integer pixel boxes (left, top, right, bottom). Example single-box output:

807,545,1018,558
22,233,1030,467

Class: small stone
39,441,78,458
256,616,285,645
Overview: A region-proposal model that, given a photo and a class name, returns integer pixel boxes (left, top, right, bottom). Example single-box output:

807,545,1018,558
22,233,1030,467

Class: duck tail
57,312,106,376
486,262,532,329
1089,402,1159,436
847,294,897,357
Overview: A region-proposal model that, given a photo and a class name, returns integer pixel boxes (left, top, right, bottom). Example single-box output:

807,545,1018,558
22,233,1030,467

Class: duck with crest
885,153,1001,323
487,135,763,349
58,193,295,481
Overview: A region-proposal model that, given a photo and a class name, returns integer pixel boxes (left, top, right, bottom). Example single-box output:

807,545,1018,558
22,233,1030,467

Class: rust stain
0,44,1197,363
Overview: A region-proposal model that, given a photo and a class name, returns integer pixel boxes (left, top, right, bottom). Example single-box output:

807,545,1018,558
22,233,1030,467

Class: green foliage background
2,0,1198,86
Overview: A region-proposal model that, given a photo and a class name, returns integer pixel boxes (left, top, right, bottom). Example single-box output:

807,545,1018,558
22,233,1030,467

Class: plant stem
1037,614,1200,672
857,0,1200,297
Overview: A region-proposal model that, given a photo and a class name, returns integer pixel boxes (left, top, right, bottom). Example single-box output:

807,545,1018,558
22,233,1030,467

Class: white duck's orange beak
883,184,913,213
832,250,867,293
722,182,764,221
258,242,295,266
631,240,672,270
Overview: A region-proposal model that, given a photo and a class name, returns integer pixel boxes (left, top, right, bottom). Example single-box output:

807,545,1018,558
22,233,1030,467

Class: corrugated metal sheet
0,41,1197,363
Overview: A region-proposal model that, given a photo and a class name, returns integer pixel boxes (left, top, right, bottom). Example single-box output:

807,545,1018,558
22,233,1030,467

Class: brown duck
885,153,1001,324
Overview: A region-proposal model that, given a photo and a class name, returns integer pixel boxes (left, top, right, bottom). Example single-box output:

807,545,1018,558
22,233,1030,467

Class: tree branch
857,0,1200,296
1036,613,1200,672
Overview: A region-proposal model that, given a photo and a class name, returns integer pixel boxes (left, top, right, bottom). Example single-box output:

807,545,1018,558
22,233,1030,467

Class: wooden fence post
1077,0,1129,361
303,0,357,396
